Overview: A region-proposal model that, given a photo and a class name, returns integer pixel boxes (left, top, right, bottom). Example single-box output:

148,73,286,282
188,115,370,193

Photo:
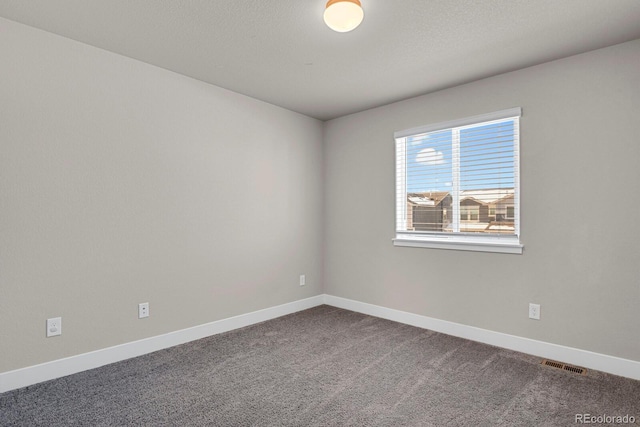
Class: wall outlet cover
529,303,541,320
138,302,149,319
47,317,62,337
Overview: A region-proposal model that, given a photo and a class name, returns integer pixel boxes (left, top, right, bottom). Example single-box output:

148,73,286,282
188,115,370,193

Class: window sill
393,236,523,254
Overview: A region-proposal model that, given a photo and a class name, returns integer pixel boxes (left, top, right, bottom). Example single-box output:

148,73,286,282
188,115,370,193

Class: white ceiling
1,0,640,121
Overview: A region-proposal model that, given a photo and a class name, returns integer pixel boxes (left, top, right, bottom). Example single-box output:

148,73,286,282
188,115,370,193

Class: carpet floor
1,305,639,426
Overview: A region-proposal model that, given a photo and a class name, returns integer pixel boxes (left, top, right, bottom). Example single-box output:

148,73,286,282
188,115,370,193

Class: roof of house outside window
408,189,513,207
459,188,514,205
407,192,450,206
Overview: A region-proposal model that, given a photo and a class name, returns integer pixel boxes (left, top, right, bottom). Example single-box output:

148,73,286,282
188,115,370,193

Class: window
506,206,515,219
488,206,496,219
394,108,522,254
460,206,479,222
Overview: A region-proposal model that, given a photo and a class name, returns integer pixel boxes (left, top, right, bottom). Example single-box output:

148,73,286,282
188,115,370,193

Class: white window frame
393,108,523,254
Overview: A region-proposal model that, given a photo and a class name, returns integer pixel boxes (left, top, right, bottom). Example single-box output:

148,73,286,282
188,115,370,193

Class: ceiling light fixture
323,0,364,33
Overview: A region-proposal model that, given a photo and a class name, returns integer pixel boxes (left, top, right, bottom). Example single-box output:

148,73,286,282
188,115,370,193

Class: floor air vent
541,359,587,375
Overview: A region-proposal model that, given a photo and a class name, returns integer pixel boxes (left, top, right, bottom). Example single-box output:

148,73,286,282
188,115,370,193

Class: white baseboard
322,295,640,381
0,295,325,394
2,293,638,394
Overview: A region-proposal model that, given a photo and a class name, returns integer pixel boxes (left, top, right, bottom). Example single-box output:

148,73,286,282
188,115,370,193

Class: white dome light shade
324,0,364,33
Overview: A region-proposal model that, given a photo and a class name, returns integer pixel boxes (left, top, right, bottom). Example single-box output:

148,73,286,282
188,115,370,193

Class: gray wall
324,39,640,362
2,15,639,376
0,18,324,372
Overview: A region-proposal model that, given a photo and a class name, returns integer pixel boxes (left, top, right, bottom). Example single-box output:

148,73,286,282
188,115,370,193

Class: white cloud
408,136,425,145
416,148,445,166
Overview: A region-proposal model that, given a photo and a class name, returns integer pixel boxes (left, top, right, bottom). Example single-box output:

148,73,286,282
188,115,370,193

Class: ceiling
1,0,640,121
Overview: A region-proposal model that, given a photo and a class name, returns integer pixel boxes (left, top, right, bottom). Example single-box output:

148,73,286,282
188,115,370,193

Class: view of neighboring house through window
394,108,522,253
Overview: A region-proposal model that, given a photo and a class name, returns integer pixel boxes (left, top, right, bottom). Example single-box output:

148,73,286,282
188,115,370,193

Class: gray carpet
1,305,639,426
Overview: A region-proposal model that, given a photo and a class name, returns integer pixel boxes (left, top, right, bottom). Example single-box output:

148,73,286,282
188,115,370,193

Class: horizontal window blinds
395,109,520,237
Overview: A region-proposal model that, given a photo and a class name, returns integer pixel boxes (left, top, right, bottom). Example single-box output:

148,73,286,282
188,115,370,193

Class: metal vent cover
541,359,587,375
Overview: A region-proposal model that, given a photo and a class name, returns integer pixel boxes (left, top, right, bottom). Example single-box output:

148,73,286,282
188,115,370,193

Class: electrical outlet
47,317,62,337
299,274,306,286
138,302,149,319
529,303,541,320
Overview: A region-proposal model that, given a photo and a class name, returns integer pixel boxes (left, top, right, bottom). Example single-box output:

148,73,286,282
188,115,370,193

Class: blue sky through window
406,120,515,193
